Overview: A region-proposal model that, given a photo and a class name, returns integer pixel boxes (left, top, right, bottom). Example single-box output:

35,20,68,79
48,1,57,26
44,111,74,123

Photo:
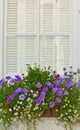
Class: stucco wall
0,118,80,130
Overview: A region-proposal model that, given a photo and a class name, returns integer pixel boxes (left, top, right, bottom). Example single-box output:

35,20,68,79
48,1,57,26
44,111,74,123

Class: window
4,0,70,75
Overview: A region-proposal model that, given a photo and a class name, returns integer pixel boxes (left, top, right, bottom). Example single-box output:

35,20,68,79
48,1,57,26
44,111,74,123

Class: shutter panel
40,0,53,33
59,0,69,33
7,37,17,74
7,0,37,75
40,0,56,69
40,0,70,72
58,0,70,72
7,0,17,75
55,36,70,72
20,36,38,73
40,36,56,69
7,0,17,33
25,0,37,33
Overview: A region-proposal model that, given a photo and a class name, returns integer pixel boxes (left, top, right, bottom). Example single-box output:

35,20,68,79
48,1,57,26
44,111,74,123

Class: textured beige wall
0,118,79,130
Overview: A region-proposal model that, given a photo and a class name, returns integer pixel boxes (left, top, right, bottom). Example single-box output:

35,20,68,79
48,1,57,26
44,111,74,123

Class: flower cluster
0,65,80,129
7,87,29,104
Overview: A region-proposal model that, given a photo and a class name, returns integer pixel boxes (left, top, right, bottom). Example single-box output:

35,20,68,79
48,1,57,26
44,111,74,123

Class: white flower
69,109,72,112
13,107,16,110
14,112,18,116
9,108,12,112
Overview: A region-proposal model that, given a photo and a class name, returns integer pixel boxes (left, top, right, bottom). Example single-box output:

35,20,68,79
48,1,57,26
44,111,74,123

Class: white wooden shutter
7,0,17,75
6,0,70,75
40,36,56,69
7,0,37,75
57,0,70,72
40,0,70,72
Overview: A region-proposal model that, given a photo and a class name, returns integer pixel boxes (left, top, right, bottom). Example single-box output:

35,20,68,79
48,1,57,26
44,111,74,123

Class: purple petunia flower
16,87,22,92
65,77,71,82
13,91,19,96
49,102,55,108
43,87,48,92
56,97,62,103
7,95,14,104
52,87,58,93
0,79,5,87
64,90,69,95
55,77,63,87
9,78,16,85
19,94,26,101
13,87,22,96
36,91,46,104
57,90,63,96
36,83,42,88
22,88,29,93
5,76,11,80
73,72,77,75
36,98,42,105
46,81,52,87
15,75,22,82
64,72,68,76
66,81,74,88
40,91,46,101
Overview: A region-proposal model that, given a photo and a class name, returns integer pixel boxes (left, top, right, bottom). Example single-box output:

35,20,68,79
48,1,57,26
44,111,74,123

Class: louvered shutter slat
7,37,17,74
23,0,37,33
8,0,17,33
40,36,56,69
40,0,53,33
59,0,69,33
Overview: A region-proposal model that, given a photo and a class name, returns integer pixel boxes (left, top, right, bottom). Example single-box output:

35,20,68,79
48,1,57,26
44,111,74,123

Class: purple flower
52,87,58,93
78,85,80,90
5,76,11,80
73,72,77,75
64,72,68,76
22,88,29,93
13,87,22,96
64,90,69,95
46,81,52,87
16,87,22,93
0,79,5,87
65,77,71,82
66,81,74,88
55,74,60,80
40,91,46,101
15,75,22,82
19,94,26,100
36,98,42,105
57,90,63,96
55,77,63,86
7,95,14,104
43,87,48,92
49,102,55,108
56,97,62,103
13,91,19,96
9,78,16,85
36,83,42,88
